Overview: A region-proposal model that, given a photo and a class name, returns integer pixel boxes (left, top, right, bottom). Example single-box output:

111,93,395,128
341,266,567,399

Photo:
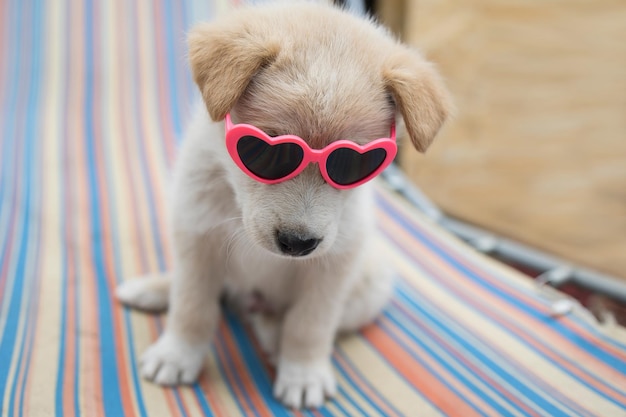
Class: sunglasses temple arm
225,113,233,130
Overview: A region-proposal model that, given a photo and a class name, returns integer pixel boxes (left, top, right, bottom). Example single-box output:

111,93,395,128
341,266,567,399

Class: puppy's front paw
140,332,207,386
274,358,336,409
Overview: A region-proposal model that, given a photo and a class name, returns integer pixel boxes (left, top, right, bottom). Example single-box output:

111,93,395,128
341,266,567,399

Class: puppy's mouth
274,230,323,257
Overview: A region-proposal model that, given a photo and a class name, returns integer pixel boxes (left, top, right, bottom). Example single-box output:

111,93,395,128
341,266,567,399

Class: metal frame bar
381,164,626,303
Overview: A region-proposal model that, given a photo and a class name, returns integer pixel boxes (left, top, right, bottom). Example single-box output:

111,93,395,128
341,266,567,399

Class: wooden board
383,0,626,280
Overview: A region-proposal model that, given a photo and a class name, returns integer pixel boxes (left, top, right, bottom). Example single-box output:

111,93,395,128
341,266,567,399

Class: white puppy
116,1,451,409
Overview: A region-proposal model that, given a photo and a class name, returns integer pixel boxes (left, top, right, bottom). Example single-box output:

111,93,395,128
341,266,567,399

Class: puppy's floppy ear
383,47,453,152
187,21,280,121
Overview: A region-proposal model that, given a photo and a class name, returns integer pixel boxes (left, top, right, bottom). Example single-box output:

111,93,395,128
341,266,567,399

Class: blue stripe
83,1,126,415
122,311,148,417
0,0,19,320
172,388,189,417
54,1,73,415
192,384,214,417
0,0,15,209
179,1,198,132
13,2,46,414
335,385,368,416
179,1,208,129
73,242,81,417
54,137,69,417
0,0,33,405
17,309,36,417
334,348,404,417
376,194,626,403
17,236,44,417
161,0,183,137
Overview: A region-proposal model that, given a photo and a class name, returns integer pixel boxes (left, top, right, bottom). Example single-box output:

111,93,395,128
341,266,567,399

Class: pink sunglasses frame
225,114,397,190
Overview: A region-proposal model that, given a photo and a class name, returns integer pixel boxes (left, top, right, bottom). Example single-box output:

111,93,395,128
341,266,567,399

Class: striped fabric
1,0,626,416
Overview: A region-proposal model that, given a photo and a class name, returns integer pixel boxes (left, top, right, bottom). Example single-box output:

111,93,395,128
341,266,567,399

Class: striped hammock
1,1,625,416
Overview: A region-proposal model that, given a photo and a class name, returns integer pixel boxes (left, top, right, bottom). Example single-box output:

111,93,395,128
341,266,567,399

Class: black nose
276,231,321,257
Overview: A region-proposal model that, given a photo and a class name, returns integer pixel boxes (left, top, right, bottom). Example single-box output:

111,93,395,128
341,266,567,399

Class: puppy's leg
273,261,356,409
116,273,170,312
249,314,280,364
339,259,394,332
140,234,224,386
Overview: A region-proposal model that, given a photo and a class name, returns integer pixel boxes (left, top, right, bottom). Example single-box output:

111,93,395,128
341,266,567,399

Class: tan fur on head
383,48,453,152
188,21,281,121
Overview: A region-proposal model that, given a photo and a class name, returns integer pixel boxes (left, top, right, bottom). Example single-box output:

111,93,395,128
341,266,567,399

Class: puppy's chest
224,251,297,312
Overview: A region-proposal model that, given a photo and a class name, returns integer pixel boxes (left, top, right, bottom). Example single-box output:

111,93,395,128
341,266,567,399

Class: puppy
116,1,451,409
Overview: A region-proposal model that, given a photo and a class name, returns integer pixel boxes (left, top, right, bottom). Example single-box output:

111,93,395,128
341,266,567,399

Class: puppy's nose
276,231,321,257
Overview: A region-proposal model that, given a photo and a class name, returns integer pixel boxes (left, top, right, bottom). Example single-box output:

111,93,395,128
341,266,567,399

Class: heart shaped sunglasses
225,114,397,190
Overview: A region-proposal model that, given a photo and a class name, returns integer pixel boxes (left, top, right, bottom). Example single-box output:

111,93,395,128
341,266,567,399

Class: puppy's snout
276,230,322,257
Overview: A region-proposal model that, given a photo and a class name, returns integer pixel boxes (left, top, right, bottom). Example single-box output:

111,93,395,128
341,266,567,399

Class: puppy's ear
188,22,280,121
383,48,453,152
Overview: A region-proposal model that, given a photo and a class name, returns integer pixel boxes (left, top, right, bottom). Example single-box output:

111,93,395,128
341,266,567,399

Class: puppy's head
188,2,452,258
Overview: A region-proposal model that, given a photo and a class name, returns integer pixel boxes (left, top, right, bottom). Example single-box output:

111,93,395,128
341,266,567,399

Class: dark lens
237,136,304,180
326,148,387,185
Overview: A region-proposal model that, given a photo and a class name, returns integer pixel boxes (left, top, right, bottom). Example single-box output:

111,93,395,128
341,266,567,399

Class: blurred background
367,0,626,285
